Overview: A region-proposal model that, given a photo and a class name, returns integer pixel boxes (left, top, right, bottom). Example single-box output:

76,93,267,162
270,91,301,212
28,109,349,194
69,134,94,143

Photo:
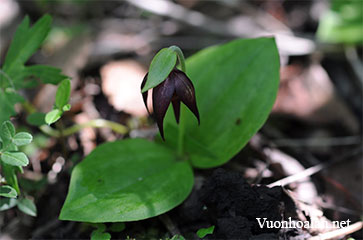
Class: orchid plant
60,38,280,224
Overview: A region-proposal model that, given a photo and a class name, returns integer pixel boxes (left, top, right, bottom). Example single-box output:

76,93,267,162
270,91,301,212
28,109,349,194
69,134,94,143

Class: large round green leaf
59,138,193,222
163,37,280,168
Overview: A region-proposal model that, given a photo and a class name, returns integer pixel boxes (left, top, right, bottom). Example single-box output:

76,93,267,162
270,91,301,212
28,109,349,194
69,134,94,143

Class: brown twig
268,163,325,188
268,148,362,188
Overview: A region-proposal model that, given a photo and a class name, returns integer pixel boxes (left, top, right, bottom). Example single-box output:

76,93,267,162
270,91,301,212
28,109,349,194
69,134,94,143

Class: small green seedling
90,223,111,240
45,78,72,125
89,222,125,240
0,15,68,125
0,14,70,217
0,121,36,216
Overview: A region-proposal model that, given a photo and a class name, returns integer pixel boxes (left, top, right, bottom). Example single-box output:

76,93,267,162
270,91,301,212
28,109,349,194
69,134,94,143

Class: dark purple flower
141,69,200,140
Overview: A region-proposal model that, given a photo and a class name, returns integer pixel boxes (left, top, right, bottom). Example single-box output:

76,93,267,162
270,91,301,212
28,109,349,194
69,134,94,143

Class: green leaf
0,185,18,198
317,0,363,44
0,92,16,126
0,70,13,88
0,15,69,90
13,132,33,146
0,90,24,125
55,79,71,109
141,48,177,92
45,109,62,125
0,198,17,211
17,198,37,216
6,143,18,152
16,165,24,174
59,138,194,222
109,222,125,232
2,15,52,89
0,121,15,145
1,152,29,167
1,161,20,194
25,65,68,85
196,225,215,238
91,230,111,240
163,37,280,168
26,112,46,126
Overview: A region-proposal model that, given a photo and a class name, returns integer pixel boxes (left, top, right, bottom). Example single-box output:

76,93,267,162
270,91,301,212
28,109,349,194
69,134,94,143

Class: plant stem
40,119,128,138
169,45,186,72
39,125,60,137
177,109,185,157
22,101,129,138
169,45,187,157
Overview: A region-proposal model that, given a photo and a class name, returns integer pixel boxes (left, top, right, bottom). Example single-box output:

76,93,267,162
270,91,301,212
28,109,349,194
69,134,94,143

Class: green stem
39,125,61,137
169,45,186,72
169,45,187,157
22,101,129,138
1,161,20,194
0,140,15,153
40,119,128,138
177,110,185,157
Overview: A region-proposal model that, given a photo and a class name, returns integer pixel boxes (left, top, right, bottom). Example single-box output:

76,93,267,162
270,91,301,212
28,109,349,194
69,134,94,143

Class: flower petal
173,70,200,124
172,98,180,124
153,77,175,140
140,73,150,114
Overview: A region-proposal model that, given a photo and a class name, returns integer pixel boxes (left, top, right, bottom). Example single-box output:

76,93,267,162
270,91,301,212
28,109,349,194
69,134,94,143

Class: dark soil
173,168,305,240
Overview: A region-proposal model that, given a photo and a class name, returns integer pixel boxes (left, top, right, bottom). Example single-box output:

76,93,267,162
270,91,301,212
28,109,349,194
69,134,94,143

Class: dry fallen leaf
273,64,359,132
273,64,333,117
